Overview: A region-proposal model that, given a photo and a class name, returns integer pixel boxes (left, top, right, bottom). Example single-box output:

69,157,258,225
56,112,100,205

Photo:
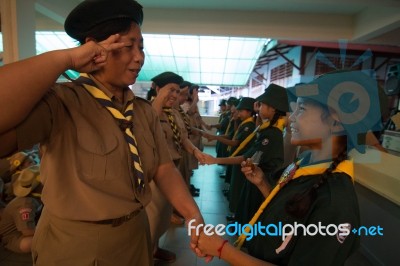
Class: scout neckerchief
224,117,234,136
230,117,286,157
163,107,182,153
234,158,354,248
76,73,145,190
218,110,227,123
178,106,192,135
227,117,254,152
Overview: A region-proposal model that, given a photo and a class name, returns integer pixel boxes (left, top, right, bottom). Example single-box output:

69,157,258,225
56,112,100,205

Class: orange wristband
217,239,228,259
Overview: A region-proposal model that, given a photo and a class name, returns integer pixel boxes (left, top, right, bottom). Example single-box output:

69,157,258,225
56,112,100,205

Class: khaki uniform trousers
145,181,173,250
32,207,152,266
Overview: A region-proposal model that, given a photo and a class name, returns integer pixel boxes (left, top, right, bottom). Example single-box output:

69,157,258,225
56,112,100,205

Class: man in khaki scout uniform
0,0,204,265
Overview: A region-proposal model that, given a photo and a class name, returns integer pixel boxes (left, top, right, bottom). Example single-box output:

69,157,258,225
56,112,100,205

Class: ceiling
31,0,400,45
1,0,400,85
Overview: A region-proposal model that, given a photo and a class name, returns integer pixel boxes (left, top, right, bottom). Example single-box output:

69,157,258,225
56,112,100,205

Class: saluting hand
67,34,126,73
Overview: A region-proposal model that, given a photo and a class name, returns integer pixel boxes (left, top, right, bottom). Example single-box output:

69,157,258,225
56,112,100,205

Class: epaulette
135,96,151,105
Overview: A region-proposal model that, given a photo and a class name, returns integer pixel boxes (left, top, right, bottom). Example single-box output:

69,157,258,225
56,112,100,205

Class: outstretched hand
201,153,217,165
202,131,216,142
194,149,206,165
241,159,265,186
197,231,228,260
187,215,214,263
68,34,126,73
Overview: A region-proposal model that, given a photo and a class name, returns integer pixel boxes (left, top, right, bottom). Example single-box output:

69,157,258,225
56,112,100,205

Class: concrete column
1,0,36,63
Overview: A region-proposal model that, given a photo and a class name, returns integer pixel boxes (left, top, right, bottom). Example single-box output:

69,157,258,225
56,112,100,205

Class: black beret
180,81,192,89
256,84,289,112
151,72,183,88
65,0,143,40
236,97,256,111
218,99,227,106
227,97,239,106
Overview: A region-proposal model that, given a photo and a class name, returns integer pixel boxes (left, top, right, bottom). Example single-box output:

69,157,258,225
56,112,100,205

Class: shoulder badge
262,138,269,145
244,127,249,132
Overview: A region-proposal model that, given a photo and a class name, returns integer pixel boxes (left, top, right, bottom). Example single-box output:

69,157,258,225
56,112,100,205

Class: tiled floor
0,146,376,265
158,157,232,266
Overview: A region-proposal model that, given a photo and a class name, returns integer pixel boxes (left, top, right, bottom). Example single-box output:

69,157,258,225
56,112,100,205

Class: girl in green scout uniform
210,99,229,157
203,86,287,224
206,97,256,216
211,97,239,158
235,85,288,226
197,70,382,265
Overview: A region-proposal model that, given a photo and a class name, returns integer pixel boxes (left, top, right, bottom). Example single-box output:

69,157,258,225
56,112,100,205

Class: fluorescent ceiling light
140,34,267,86
1,32,267,86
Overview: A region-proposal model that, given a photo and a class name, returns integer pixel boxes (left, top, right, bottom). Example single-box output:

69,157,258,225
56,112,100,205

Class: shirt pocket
135,125,158,179
76,126,121,181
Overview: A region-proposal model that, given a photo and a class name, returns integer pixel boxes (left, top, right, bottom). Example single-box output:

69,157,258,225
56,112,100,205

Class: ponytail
269,110,286,128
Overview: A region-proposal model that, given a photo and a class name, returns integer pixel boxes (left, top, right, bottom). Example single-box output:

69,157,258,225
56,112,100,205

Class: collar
294,159,354,182
87,74,135,104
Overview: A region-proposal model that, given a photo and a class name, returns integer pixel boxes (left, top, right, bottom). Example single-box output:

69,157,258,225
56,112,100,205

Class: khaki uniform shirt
159,109,188,161
15,79,171,221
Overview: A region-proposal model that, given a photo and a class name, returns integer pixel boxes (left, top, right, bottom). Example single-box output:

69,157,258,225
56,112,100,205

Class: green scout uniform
216,111,231,158
0,196,42,253
246,155,360,265
15,77,171,265
236,125,284,225
224,117,243,185
227,119,256,213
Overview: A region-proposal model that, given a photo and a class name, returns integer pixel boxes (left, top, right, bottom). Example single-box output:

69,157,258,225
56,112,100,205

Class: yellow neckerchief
234,159,354,248
230,117,285,157
224,118,234,135
227,117,254,152
77,73,145,189
218,110,227,123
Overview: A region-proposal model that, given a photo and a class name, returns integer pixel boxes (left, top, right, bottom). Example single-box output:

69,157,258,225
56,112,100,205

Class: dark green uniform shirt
247,166,360,265
243,126,284,176
216,111,231,158
237,126,284,224
227,119,256,213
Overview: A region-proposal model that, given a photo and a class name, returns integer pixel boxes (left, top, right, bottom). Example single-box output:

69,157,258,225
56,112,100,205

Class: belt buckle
112,217,124,227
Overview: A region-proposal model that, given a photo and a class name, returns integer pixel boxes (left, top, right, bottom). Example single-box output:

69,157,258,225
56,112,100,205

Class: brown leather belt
80,208,142,227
